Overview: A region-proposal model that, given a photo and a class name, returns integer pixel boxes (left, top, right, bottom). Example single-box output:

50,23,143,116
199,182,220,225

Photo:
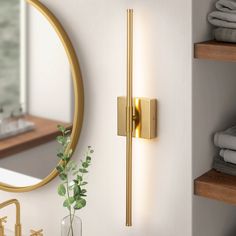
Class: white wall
192,0,236,236
0,0,192,235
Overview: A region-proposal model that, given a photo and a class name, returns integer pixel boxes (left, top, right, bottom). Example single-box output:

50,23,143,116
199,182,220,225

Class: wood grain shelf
194,169,236,205
0,115,70,159
194,40,236,62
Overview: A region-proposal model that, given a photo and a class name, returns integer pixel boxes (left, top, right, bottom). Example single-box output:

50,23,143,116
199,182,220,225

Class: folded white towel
220,149,236,164
214,126,236,150
208,11,236,28
216,0,236,13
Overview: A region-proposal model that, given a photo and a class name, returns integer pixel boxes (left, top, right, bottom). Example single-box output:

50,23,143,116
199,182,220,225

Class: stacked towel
208,0,236,43
213,156,236,175
220,149,236,164
216,0,236,13
213,126,236,175
214,27,236,43
214,126,236,150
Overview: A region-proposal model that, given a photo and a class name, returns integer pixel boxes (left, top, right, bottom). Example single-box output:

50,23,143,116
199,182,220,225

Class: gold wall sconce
117,9,157,226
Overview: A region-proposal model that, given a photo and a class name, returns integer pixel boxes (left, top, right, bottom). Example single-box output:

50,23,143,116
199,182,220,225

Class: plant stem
66,178,74,236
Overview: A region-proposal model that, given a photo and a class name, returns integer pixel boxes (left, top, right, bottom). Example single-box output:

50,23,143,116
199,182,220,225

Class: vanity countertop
0,115,71,158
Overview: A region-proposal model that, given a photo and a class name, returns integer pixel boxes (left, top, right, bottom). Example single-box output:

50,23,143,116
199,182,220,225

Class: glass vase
61,215,82,236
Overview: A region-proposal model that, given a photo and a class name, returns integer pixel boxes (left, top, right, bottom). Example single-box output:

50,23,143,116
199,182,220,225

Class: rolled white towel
216,0,236,13
214,126,236,150
220,149,236,164
208,11,236,28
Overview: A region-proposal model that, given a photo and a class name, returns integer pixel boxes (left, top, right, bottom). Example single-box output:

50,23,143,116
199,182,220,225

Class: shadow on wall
226,227,236,236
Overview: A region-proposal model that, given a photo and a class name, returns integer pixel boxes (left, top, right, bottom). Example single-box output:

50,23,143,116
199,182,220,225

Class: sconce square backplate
117,97,157,139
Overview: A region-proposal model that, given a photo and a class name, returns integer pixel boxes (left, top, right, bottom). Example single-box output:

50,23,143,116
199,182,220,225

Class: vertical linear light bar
126,9,133,227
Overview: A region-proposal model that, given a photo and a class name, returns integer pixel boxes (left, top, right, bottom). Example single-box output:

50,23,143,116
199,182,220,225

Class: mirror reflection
0,0,73,187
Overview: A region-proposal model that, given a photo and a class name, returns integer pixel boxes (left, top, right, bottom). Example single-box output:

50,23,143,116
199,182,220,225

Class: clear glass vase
61,215,82,236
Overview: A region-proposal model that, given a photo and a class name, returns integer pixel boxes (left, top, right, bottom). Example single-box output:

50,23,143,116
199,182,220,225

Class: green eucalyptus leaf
82,162,89,168
80,188,87,197
58,184,66,196
56,136,67,146
63,199,71,209
57,152,64,159
77,175,83,181
81,181,88,186
63,156,70,162
74,198,86,210
74,195,80,201
59,173,67,181
66,137,71,144
78,186,82,193
57,125,66,133
74,185,80,195
56,165,64,173
79,168,88,174
69,197,75,204
86,156,91,162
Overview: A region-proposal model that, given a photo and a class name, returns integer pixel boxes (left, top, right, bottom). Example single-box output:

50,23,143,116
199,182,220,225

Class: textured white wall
0,0,192,235
192,0,236,236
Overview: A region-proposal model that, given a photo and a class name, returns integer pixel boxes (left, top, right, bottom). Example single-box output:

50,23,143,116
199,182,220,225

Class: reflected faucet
0,199,21,236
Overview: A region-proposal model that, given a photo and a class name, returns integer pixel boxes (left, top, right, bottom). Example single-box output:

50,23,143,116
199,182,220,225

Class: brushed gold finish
126,9,133,227
30,229,43,236
117,97,157,139
118,9,157,226
0,0,84,192
0,199,21,236
0,216,7,236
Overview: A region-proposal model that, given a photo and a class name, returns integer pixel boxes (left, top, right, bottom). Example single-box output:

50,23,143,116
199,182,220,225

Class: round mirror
0,0,83,192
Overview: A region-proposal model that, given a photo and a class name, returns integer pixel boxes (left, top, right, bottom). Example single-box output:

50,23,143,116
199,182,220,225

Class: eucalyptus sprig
56,125,93,236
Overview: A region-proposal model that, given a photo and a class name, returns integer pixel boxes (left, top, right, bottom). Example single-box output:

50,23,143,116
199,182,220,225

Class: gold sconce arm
117,9,157,227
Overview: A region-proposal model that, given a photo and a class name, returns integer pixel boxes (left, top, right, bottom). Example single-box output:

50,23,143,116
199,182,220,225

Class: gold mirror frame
0,0,84,192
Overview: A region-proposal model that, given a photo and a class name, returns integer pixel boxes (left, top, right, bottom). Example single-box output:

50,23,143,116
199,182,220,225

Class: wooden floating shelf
0,115,71,159
194,169,236,205
194,41,236,204
194,40,236,62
